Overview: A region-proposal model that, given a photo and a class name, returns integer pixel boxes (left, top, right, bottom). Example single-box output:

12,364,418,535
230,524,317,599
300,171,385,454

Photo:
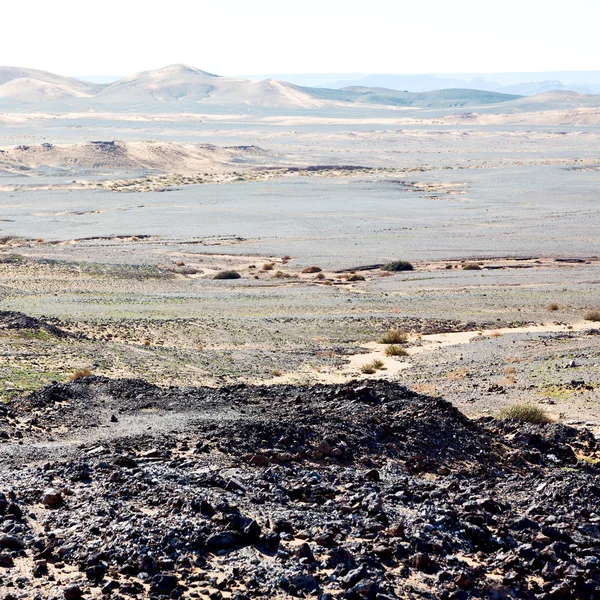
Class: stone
42,488,63,509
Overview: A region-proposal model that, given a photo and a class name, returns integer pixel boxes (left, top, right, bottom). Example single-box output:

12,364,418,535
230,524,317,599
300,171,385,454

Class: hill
301,85,520,108
0,66,101,100
0,64,521,111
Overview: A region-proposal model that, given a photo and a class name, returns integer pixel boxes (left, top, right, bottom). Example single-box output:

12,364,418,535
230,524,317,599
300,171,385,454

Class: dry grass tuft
547,303,560,311
498,404,550,424
382,260,414,272
385,345,408,357
347,274,365,282
378,330,408,344
302,266,322,274
462,262,482,270
361,359,385,374
584,310,600,322
262,263,275,271
69,368,93,381
213,270,241,280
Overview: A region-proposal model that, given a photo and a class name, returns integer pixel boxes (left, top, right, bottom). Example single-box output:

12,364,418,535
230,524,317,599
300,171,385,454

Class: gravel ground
1,378,600,599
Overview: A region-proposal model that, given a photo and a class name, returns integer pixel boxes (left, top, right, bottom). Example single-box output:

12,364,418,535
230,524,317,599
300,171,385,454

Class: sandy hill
0,63,525,111
0,140,270,174
96,65,325,108
0,66,100,100
300,85,520,108
96,64,218,102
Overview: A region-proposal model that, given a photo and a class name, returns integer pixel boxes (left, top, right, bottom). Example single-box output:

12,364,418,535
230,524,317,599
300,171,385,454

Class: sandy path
282,321,595,385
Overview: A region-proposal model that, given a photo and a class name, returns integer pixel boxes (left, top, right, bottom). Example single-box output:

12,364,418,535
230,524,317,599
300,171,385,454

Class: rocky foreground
1,378,600,599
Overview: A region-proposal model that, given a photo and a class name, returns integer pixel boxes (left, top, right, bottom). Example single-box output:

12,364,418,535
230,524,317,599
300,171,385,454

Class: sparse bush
382,260,414,272
584,310,600,322
0,254,26,264
378,330,408,344
347,274,365,282
462,263,482,270
547,303,559,311
213,270,241,280
302,266,322,274
315,272,326,280
272,369,282,377
175,261,185,267
262,263,274,271
497,404,550,424
385,345,408,357
273,271,292,279
361,358,385,374
70,368,93,381
445,264,453,269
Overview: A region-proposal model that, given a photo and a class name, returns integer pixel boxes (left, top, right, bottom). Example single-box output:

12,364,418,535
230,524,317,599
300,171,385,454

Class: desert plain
0,66,600,599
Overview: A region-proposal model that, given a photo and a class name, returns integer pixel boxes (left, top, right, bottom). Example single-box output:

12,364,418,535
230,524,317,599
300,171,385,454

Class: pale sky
2,0,599,77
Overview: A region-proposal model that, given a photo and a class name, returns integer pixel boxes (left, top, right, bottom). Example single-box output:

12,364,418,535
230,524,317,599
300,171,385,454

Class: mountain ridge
0,63,522,110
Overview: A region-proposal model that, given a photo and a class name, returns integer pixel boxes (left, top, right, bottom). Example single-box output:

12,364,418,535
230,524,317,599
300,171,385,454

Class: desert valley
0,61,600,599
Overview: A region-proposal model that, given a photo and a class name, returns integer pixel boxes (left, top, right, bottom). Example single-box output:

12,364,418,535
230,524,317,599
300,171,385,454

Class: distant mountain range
0,64,521,110
243,71,600,96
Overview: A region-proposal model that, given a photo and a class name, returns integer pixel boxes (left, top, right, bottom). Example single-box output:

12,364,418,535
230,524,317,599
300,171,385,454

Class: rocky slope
1,378,599,599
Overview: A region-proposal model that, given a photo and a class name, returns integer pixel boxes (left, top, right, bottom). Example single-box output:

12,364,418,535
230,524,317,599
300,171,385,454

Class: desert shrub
213,270,241,280
445,264,453,269
273,271,292,279
347,274,365,281
385,345,408,357
361,359,384,374
0,254,26,264
302,266,322,273
378,330,408,344
547,303,560,311
584,310,600,322
69,368,93,381
462,263,482,270
382,260,414,272
315,272,326,280
497,404,550,424
262,263,274,271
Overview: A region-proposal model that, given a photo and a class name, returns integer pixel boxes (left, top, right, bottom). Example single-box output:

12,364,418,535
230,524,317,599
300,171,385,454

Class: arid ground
1,92,600,599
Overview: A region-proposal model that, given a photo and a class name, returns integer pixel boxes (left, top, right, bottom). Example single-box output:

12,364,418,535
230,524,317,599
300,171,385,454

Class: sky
2,0,599,77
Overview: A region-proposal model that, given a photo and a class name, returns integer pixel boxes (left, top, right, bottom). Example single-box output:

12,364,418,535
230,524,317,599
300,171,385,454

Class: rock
63,585,83,600
454,572,474,589
249,454,269,467
42,488,63,508
411,552,431,570
294,542,315,561
151,574,178,594
341,566,370,588
206,532,239,551
318,440,331,455
365,468,380,482
0,534,25,550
